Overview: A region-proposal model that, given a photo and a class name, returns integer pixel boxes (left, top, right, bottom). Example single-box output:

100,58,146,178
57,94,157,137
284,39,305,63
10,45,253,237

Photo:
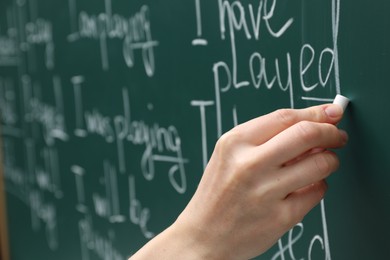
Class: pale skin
130,104,348,260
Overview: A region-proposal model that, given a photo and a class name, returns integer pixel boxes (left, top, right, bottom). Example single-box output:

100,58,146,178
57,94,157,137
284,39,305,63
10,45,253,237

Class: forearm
129,222,221,260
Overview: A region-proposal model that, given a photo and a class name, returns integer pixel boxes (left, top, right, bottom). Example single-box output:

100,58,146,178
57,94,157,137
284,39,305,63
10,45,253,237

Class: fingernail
339,129,349,143
325,104,343,118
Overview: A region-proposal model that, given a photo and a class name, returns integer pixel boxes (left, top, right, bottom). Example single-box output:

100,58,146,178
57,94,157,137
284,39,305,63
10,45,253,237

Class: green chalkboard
1,0,390,259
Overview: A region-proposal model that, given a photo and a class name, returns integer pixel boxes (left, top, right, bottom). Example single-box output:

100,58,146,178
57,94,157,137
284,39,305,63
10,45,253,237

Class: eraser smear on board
333,94,350,111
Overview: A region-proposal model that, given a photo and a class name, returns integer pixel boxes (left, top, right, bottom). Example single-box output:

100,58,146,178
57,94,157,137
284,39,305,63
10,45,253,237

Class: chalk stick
333,94,350,111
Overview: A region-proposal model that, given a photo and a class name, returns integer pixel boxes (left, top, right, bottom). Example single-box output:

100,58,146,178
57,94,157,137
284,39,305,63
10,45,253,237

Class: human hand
130,104,347,260
172,104,348,260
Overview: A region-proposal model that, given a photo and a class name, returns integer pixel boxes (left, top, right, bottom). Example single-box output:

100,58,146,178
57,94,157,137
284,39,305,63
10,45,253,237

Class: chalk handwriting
25,78,68,145
68,2,158,76
71,75,88,137
190,100,215,170
25,18,55,69
129,175,154,239
218,0,294,41
3,139,27,193
0,5,19,66
0,77,18,126
79,216,126,260
211,0,341,137
71,85,189,194
29,190,59,250
272,223,304,260
300,0,341,101
0,0,345,258
10,0,56,70
271,200,331,260
300,45,335,92
0,34,18,66
85,109,115,143
192,0,208,46
72,164,155,240
5,139,62,252
213,52,293,136
94,161,126,223
71,165,88,213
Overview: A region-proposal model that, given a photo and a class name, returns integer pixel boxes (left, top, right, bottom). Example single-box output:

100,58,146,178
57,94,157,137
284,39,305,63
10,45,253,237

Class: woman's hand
131,104,348,260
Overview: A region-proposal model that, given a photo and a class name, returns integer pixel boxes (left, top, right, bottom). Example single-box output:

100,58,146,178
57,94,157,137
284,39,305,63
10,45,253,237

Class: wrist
130,220,221,260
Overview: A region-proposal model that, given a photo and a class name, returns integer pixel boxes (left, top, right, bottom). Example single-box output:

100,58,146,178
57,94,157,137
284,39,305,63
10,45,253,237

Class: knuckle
239,156,257,172
295,121,320,142
220,155,260,192
308,106,327,122
314,153,339,177
257,182,277,201
323,122,337,133
315,181,329,198
277,205,297,228
275,109,297,127
216,128,241,151
234,154,263,181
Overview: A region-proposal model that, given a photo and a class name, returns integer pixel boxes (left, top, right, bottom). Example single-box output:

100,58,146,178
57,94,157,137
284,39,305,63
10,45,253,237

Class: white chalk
333,94,350,111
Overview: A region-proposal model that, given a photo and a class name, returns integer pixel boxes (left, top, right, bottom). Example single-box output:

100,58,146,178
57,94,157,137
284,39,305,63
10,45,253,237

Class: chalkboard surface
1,0,390,259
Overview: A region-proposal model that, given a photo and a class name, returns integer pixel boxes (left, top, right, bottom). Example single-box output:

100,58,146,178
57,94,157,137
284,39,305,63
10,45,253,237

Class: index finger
257,121,347,167
235,104,344,146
